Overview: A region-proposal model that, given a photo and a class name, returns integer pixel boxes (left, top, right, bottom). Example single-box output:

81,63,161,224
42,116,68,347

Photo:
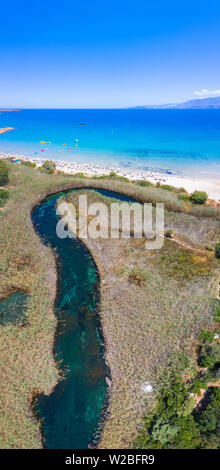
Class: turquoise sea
0,109,220,178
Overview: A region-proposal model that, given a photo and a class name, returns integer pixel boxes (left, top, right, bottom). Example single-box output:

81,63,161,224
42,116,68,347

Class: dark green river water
32,188,135,449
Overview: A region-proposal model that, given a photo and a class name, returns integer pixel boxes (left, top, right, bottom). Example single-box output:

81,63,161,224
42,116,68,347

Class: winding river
32,188,135,449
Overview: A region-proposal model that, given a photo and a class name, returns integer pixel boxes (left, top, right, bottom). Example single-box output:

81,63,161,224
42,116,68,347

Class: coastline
0,128,14,135
1,151,220,202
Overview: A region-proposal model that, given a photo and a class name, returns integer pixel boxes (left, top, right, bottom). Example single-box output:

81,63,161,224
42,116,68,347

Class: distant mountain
133,96,220,109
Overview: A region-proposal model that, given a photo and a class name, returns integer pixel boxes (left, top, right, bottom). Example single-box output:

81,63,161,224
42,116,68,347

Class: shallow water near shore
32,192,109,449
1,108,220,177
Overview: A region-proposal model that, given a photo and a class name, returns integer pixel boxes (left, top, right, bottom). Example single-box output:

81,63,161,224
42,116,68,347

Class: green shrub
215,243,220,259
201,367,220,384
178,193,190,201
190,191,208,205
42,160,56,172
0,160,9,186
0,189,9,206
160,184,176,192
212,299,220,323
134,180,153,187
151,419,179,444
195,387,220,435
198,330,215,345
190,379,205,395
177,187,187,193
22,161,36,168
199,343,220,368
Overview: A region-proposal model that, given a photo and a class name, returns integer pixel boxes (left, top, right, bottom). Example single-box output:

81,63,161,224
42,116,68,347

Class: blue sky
1,0,220,108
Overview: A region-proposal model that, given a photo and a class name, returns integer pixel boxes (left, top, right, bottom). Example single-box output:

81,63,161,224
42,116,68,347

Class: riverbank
1,152,220,201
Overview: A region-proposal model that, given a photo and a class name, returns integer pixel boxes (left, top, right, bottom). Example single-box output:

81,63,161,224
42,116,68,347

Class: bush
178,193,190,201
198,330,215,345
190,191,208,205
160,184,176,192
0,160,9,186
201,367,220,384
195,387,220,435
215,243,220,259
212,299,220,323
134,180,153,187
190,379,205,395
22,161,36,168
71,172,86,178
0,189,9,206
42,160,56,172
109,171,130,182
151,419,178,444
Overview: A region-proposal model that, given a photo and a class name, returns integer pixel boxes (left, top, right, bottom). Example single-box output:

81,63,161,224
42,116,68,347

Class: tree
169,415,201,449
177,395,197,417
151,419,179,444
0,160,9,186
190,190,208,205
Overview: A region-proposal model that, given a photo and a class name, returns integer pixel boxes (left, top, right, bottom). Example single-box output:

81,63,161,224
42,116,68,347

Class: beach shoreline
0,128,14,135
1,151,220,202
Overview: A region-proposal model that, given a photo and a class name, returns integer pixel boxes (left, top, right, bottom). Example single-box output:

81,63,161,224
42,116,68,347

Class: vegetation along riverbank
0,160,219,448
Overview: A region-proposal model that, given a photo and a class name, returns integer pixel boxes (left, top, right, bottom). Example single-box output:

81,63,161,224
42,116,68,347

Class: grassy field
0,162,219,448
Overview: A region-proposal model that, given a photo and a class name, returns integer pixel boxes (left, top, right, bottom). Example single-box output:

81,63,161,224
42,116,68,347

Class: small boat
75,139,79,142
78,123,86,125
40,141,51,144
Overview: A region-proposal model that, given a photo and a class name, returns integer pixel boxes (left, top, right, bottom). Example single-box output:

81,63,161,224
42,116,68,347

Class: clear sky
1,0,220,108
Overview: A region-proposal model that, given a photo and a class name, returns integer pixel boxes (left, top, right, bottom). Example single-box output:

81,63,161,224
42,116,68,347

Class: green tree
199,343,220,368
190,190,208,205
151,419,179,444
169,415,201,449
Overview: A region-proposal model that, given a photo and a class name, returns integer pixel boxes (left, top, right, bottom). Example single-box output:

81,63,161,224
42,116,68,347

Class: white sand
1,152,220,202
159,175,220,202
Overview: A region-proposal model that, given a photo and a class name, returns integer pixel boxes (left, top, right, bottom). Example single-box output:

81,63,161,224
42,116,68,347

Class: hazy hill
133,96,220,109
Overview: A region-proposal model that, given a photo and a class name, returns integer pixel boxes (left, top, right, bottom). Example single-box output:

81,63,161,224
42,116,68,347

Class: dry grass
0,162,219,448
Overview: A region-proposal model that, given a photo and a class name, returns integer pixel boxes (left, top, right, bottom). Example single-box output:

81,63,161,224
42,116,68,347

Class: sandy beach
0,127,14,135
1,151,220,202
